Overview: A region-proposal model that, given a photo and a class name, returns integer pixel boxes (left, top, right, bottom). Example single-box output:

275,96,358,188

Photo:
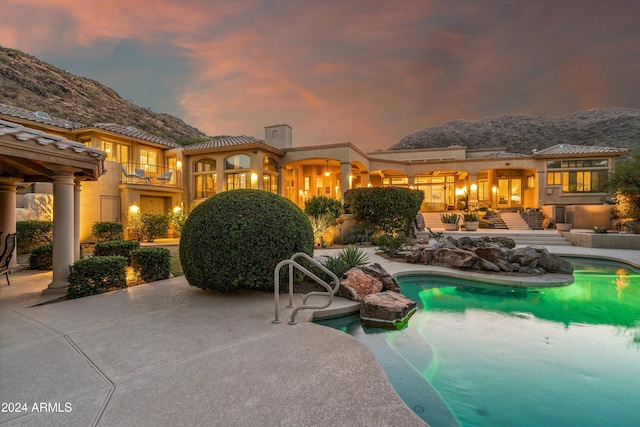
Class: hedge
67,256,127,299
92,221,124,243
28,243,53,270
343,187,424,235
16,220,53,254
93,240,140,265
131,248,171,282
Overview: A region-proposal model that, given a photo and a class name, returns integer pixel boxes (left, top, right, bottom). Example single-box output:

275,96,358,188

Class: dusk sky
1,0,639,151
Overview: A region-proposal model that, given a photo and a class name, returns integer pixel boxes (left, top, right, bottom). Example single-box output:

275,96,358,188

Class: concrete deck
1,240,639,426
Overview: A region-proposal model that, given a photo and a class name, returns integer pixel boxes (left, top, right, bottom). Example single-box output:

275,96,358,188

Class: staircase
420,212,450,230
480,211,508,229
500,211,531,230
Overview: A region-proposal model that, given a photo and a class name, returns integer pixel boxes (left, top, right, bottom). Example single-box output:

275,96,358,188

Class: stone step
500,212,531,230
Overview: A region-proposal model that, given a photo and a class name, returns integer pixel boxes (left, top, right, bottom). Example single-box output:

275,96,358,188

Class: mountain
0,46,208,145
390,109,640,153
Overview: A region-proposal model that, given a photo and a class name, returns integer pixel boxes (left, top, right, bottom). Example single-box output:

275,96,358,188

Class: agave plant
336,245,369,268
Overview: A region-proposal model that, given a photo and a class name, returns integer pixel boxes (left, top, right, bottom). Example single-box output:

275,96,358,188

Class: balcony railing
121,163,182,189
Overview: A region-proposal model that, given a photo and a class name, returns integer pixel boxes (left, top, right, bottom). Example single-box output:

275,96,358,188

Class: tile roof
534,144,626,156
483,152,529,158
91,123,179,148
183,135,282,152
0,103,179,148
0,103,86,130
0,119,106,159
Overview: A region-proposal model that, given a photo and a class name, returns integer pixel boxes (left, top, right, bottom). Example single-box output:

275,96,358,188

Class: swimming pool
316,258,640,427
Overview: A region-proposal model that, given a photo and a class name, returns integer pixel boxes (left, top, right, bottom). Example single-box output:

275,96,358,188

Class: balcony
121,163,182,189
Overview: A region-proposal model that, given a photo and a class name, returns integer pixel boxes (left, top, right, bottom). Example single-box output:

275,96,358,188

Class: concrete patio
1,241,639,426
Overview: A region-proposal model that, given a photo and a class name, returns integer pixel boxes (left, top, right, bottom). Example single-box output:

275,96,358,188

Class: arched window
225,154,253,190
263,156,279,193
194,158,216,199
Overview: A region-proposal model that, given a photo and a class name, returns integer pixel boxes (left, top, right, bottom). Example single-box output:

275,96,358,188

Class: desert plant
179,189,314,292
343,187,424,235
131,248,171,282
92,221,124,243
463,212,479,222
336,245,369,268
67,256,127,299
309,214,333,247
140,212,170,242
441,213,461,224
316,246,370,282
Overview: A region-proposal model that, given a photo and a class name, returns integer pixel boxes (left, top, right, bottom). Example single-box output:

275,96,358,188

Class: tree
609,149,640,220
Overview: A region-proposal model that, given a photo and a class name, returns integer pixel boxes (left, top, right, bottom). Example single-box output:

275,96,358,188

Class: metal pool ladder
273,252,340,325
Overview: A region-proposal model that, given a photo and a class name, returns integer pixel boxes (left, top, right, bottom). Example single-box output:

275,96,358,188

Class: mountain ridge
390,108,640,152
0,46,208,145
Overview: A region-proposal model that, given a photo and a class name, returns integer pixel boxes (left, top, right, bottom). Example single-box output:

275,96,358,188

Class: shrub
308,214,333,247
169,208,189,236
179,189,314,292
343,187,424,235
16,220,53,254
67,256,127,299
373,233,408,257
93,240,140,265
141,212,170,242
304,196,342,221
131,248,171,282
28,243,53,270
316,246,370,282
92,221,124,243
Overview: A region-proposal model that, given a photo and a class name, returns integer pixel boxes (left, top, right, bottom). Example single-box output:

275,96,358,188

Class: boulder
508,247,540,267
337,268,383,301
435,247,479,269
490,236,516,249
414,213,426,231
621,220,640,234
536,249,574,274
360,291,417,330
474,247,513,272
359,263,401,292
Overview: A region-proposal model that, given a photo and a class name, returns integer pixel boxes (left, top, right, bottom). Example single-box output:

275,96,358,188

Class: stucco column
46,169,76,293
408,176,416,188
339,163,351,201
360,172,369,188
74,179,82,261
468,173,479,205
0,179,19,270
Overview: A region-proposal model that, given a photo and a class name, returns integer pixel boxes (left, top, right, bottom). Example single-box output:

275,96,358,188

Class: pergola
0,119,105,293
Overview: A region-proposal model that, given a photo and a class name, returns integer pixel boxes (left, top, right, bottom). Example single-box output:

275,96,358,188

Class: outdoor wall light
173,206,182,213
470,183,478,191
129,204,140,214
176,160,182,169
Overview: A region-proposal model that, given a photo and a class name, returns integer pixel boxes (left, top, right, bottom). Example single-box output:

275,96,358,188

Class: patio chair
134,168,151,183
0,233,17,286
122,166,137,180
155,171,172,185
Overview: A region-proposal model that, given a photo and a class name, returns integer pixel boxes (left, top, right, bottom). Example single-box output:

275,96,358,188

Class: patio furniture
0,233,17,286
155,171,172,185
122,166,137,180
134,168,151,183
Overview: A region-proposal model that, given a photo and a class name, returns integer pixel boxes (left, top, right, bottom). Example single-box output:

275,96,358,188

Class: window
382,177,408,186
526,175,535,189
478,181,488,201
547,172,562,185
194,158,216,199
225,154,252,190
140,148,158,173
263,156,279,193
561,170,607,193
225,154,250,170
102,141,130,163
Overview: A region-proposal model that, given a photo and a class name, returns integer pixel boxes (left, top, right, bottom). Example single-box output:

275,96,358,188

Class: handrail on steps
273,252,340,325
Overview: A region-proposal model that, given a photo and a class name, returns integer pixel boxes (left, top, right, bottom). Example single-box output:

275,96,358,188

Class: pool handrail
273,252,340,325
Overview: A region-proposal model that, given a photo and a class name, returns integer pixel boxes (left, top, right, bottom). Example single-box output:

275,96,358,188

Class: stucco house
0,102,628,251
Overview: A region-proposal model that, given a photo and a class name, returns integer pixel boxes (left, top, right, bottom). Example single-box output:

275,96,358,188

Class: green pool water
316,258,640,427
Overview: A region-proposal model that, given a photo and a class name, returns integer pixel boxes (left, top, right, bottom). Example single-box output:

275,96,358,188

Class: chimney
264,124,292,149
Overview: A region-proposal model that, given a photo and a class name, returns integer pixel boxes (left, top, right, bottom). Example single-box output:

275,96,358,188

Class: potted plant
440,213,460,231
463,212,479,231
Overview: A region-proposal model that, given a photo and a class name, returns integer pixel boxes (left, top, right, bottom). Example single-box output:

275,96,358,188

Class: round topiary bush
179,189,314,292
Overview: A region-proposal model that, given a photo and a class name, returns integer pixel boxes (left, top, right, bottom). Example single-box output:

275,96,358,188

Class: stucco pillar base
42,285,69,295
